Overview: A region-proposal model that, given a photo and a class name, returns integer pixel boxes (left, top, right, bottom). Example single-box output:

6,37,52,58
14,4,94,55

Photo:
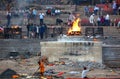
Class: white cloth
7,12,11,16
57,10,60,13
36,26,39,33
105,14,110,20
39,13,44,19
89,14,94,24
81,69,89,78
118,7,120,10
118,21,120,27
97,17,100,21
55,10,61,14
94,6,99,11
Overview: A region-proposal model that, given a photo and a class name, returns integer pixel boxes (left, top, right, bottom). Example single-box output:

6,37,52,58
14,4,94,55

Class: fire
67,18,81,35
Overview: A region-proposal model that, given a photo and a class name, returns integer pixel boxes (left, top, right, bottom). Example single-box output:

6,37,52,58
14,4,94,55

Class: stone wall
0,39,120,67
0,39,40,58
103,46,120,67
40,41,103,63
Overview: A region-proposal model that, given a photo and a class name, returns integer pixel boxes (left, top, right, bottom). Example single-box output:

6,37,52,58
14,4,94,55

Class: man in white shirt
89,14,95,26
39,13,45,25
35,25,39,38
81,67,90,78
105,14,110,26
97,16,101,26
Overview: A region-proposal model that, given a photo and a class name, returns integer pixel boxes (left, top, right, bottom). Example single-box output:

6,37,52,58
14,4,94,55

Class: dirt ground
0,56,120,79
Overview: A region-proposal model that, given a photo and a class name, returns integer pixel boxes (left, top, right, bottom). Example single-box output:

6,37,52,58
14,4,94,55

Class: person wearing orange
38,59,45,77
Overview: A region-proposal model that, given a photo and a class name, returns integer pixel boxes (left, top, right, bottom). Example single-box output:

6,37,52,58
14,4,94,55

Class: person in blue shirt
84,6,89,16
39,24,46,39
112,0,117,15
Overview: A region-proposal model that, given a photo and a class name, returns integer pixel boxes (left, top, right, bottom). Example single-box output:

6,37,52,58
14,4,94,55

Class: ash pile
64,61,106,69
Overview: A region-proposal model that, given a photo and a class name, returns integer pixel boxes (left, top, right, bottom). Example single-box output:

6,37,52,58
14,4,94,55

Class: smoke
13,0,33,25
16,0,31,9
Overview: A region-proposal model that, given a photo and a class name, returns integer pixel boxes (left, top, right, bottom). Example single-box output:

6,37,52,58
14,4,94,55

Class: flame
67,18,81,35
12,25,19,29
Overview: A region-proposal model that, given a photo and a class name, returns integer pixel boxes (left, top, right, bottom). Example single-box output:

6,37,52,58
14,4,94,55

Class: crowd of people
46,7,61,16
83,0,120,27
0,0,120,39
0,0,120,78
84,0,120,16
89,13,111,26
5,7,62,26
26,23,47,39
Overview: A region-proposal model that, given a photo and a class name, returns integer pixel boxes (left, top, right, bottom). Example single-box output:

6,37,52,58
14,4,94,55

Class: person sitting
56,17,63,25
100,16,105,26
46,9,51,16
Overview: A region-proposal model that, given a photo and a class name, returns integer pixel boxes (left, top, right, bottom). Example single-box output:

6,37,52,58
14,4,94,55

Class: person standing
68,13,75,26
112,0,117,15
35,25,40,38
26,23,31,37
105,14,110,26
89,14,95,26
32,8,37,18
84,6,89,17
100,15,105,26
38,59,45,77
68,13,75,23
39,13,45,25
39,24,45,39
97,16,101,26
32,8,37,23
43,24,47,38
81,67,90,78
118,6,120,15
94,5,99,15
6,11,11,27
117,21,120,28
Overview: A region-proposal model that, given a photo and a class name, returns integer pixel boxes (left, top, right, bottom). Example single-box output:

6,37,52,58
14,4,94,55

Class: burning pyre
67,18,81,36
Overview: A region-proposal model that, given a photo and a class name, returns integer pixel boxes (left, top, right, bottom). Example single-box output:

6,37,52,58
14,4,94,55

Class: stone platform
40,37,103,63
